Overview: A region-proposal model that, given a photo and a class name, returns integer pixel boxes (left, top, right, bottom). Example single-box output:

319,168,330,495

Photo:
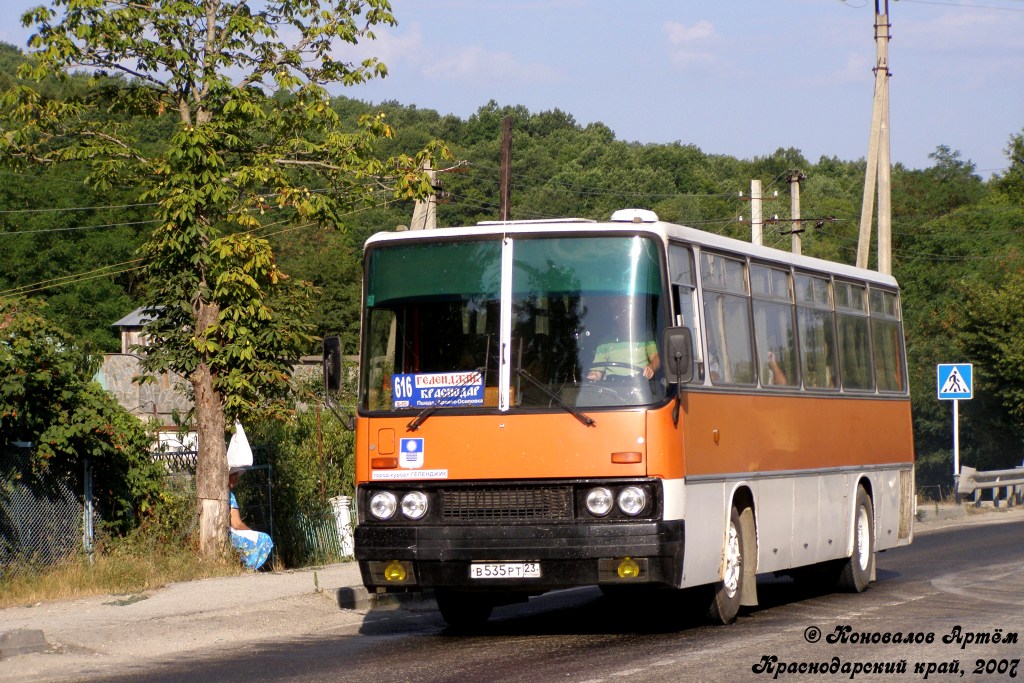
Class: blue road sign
937,363,973,400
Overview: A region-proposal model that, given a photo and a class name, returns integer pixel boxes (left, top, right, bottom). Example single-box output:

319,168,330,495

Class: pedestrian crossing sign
937,363,973,400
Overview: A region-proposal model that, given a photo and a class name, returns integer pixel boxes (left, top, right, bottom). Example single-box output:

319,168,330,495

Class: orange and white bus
344,208,914,627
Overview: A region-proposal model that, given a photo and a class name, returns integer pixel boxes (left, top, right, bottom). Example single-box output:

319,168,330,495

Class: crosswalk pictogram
937,363,973,400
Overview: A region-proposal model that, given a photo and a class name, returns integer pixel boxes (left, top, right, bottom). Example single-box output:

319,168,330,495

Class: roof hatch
610,208,659,223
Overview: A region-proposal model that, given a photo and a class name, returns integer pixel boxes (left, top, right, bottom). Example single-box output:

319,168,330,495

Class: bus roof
364,212,899,288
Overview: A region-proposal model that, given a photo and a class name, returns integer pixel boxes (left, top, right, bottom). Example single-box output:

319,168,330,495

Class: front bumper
355,520,684,591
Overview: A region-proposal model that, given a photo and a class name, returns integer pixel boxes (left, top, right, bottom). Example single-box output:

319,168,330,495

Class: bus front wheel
706,505,745,624
838,487,875,593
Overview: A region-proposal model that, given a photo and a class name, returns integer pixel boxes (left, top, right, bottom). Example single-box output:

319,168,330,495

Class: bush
248,376,356,567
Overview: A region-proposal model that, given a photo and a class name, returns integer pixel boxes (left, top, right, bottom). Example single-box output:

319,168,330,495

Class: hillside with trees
2,41,1023,494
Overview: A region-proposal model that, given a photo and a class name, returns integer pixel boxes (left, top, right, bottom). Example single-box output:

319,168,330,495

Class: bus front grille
440,486,574,521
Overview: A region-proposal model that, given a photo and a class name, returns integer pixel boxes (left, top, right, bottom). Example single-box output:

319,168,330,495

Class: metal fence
2,445,352,570
0,446,85,567
278,509,346,568
151,452,356,568
152,451,276,556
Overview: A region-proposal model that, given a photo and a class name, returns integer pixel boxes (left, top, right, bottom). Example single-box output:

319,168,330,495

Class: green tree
3,0,441,558
0,46,149,351
949,264,1024,467
0,297,156,530
890,141,1019,476
994,129,1024,201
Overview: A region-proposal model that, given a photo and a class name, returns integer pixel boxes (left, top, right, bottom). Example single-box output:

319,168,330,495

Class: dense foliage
0,39,1022,494
0,297,161,531
0,1,443,557
248,374,356,566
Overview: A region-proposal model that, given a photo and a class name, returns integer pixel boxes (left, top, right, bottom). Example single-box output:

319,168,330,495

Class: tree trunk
193,301,228,559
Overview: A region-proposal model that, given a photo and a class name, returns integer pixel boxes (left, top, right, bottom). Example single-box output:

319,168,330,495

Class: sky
0,0,1021,177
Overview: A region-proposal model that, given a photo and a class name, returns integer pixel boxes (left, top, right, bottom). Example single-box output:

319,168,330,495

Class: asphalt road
71,511,1024,683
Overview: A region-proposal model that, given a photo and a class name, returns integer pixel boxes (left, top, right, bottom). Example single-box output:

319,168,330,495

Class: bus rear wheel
838,487,875,592
706,505,745,624
436,589,493,630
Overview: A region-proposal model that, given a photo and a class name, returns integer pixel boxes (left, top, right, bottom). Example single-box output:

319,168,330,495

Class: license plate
469,562,541,579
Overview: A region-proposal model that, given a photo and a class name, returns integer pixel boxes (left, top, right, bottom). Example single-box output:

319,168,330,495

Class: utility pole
857,0,893,274
750,179,763,246
409,158,437,230
499,116,512,221
787,170,806,255
398,157,438,367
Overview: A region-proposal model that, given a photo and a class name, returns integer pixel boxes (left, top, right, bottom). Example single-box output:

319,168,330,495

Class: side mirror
662,327,694,384
323,336,343,393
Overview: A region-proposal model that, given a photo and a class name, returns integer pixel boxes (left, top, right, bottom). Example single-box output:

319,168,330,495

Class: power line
1,260,144,297
0,201,396,297
0,219,161,236
467,160,740,201
0,201,159,215
895,0,1024,11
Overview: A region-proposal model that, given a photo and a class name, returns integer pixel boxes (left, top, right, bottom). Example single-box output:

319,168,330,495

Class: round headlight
401,491,429,520
617,486,647,516
369,491,397,520
586,487,614,516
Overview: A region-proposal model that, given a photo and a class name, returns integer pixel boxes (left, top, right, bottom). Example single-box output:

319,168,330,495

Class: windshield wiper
406,405,439,432
406,368,486,432
515,367,595,427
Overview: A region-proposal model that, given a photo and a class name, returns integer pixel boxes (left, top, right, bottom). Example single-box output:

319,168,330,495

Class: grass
0,538,247,609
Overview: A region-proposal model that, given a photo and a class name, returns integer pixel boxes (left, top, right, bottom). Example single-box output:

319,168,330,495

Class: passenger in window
765,351,788,386
708,352,722,383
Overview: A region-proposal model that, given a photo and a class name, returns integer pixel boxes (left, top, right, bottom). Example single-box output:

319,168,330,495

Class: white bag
226,421,253,469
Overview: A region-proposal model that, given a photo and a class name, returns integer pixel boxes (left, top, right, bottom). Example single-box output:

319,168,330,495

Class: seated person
229,467,274,571
586,338,660,381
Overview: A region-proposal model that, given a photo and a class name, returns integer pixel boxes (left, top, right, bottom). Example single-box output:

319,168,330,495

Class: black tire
436,590,493,630
838,487,875,592
706,505,745,624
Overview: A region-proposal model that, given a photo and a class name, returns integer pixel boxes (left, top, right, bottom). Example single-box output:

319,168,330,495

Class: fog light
598,557,649,582
368,560,417,586
384,560,408,582
617,557,641,579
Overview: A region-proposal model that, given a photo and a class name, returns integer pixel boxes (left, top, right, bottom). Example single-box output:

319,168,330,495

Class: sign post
937,363,973,501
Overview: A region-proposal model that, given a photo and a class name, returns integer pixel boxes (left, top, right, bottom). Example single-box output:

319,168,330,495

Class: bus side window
669,244,702,382
673,284,702,381
795,272,838,390
870,288,906,392
701,252,755,385
751,264,798,389
835,281,874,391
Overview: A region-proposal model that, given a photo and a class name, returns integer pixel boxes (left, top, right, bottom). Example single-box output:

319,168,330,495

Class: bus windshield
360,234,668,412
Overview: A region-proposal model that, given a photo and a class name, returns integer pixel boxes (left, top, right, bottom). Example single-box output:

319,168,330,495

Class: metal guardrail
957,465,1024,507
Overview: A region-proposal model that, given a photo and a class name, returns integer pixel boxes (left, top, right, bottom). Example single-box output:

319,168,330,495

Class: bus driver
585,300,660,381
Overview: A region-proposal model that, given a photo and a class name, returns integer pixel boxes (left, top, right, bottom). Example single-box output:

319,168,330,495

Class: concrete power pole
857,0,893,274
499,116,513,221
788,170,806,255
750,179,763,246
409,158,437,230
